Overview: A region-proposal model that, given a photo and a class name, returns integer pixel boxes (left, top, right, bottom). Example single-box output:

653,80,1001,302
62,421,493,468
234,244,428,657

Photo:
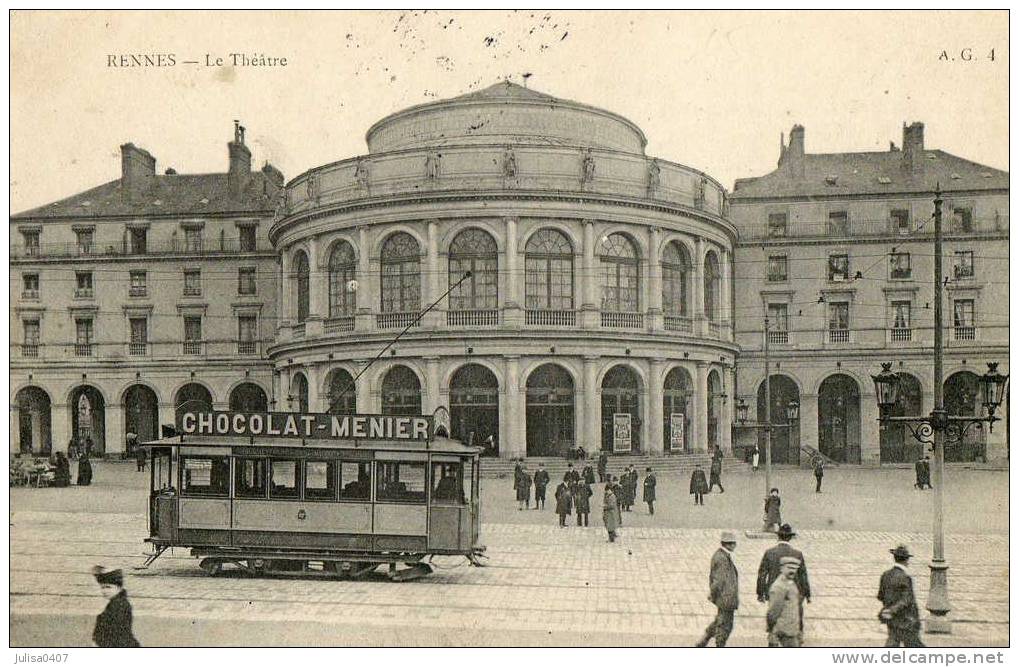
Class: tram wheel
199,558,224,576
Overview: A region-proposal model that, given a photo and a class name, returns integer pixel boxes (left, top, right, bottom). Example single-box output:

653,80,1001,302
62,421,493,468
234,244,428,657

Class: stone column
647,227,662,332
51,402,71,453
10,403,20,454
720,365,735,454
426,221,441,328
648,358,665,454
584,356,600,453
305,364,322,412
305,235,324,337
158,402,175,435
356,226,373,332
278,251,292,339
859,389,881,465
799,392,820,459
424,357,440,414
106,403,125,456
694,237,706,336
720,248,732,340
581,220,598,328
355,361,372,413
694,361,709,451
503,356,523,458
504,217,523,328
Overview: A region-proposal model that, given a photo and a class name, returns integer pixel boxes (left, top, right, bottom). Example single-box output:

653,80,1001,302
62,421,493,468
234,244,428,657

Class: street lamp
735,387,800,533
872,187,1009,634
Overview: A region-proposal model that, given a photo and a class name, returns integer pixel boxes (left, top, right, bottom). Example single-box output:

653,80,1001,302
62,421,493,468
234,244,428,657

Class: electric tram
141,410,485,580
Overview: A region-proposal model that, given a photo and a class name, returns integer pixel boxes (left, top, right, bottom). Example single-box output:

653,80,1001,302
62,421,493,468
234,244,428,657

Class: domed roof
365,81,648,155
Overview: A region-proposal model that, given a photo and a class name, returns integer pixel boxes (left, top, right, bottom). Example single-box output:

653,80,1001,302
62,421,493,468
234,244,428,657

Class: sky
9,10,1009,214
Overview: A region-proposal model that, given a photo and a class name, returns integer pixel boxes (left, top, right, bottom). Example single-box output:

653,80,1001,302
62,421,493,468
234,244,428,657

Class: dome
365,81,648,155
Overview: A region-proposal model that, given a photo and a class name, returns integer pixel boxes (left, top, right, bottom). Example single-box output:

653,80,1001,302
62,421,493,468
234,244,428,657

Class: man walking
574,479,592,527
608,475,623,525
642,467,657,515
626,465,639,510
597,451,608,483
756,523,811,642
878,545,925,647
695,531,739,647
554,479,573,528
690,464,708,506
766,557,803,647
709,450,724,493
533,463,550,510
812,456,824,493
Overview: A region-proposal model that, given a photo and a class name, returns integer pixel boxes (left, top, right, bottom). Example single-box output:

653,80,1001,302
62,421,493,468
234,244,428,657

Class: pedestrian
67,437,79,460
690,463,708,505
813,456,824,493
574,480,592,527
913,457,925,489
565,463,581,489
921,457,933,489
623,465,637,511
642,467,657,515
764,487,782,532
597,451,608,483
91,566,140,647
603,485,620,542
135,442,147,472
608,475,623,525
85,436,95,458
766,557,803,647
582,462,595,486
709,451,724,493
878,545,925,647
533,463,550,510
77,449,93,486
695,531,740,647
751,445,760,472
756,523,811,642
554,479,573,527
52,451,71,487
628,465,639,508
516,466,532,510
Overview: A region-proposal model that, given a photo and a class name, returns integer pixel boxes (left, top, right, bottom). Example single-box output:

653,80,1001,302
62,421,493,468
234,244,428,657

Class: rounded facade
269,82,738,458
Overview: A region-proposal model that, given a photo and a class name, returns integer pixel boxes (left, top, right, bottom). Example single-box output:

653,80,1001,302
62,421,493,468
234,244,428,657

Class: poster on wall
612,413,632,452
670,413,685,451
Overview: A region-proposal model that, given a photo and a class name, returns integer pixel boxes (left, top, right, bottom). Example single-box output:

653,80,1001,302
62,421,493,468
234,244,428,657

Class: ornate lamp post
735,390,799,532
871,187,1009,634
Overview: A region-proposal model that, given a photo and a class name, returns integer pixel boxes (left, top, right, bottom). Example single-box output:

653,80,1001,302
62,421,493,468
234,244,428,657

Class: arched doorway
123,385,159,449
708,369,723,452
879,373,923,463
381,366,422,416
229,382,268,413
756,375,800,465
526,364,575,456
944,371,986,462
818,374,861,463
449,364,500,455
15,386,51,455
601,365,642,454
290,373,309,413
325,369,356,415
70,385,106,454
663,367,692,452
175,383,213,424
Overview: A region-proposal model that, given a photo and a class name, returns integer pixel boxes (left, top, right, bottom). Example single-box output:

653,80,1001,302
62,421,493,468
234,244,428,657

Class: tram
141,410,485,580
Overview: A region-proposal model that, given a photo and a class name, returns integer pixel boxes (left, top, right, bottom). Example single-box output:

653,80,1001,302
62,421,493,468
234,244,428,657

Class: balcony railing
377,312,420,330
129,286,147,297
237,341,258,355
890,328,912,342
182,341,203,355
324,316,355,333
767,330,789,344
22,344,38,357
74,288,94,299
663,315,693,333
954,326,976,341
601,312,644,328
10,236,267,260
183,285,202,296
128,342,148,356
21,290,39,300
741,215,1009,241
74,343,93,357
525,309,576,327
828,329,851,343
447,310,499,327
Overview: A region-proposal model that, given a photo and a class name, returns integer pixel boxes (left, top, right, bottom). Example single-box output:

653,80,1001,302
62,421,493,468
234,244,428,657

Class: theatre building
10,124,282,456
269,82,738,459
730,123,1009,464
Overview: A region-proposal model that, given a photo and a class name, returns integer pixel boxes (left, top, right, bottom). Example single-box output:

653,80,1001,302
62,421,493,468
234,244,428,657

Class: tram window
376,461,426,503
152,452,173,492
269,460,301,499
430,462,466,504
180,456,230,497
304,460,337,501
339,462,371,501
234,458,267,498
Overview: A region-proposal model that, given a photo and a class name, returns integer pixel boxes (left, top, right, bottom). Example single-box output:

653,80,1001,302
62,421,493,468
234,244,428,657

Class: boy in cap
92,566,140,647
695,531,739,647
766,557,803,647
878,545,924,647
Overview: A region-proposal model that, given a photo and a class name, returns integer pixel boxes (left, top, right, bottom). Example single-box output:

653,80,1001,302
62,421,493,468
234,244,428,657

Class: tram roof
141,434,482,455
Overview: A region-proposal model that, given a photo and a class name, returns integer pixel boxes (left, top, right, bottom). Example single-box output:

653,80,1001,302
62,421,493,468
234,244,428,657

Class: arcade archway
663,367,692,452
879,373,923,463
449,364,500,455
229,382,268,413
756,375,800,465
818,374,861,463
70,385,106,454
123,385,159,448
15,386,51,455
175,383,213,424
325,369,357,415
381,366,422,416
526,364,575,457
601,365,642,454
944,371,987,462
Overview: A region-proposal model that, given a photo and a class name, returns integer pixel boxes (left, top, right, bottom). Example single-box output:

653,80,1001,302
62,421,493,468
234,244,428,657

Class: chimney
120,143,156,193
228,120,252,195
778,124,805,178
902,122,924,173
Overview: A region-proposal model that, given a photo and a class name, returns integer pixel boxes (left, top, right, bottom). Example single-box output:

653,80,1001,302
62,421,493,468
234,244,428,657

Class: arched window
290,373,309,413
525,229,574,311
294,251,310,323
704,251,720,321
449,229,498,310
381,366,422,416
326,369,356,415
600,233,639,313
662,241,690,317
380,232,421,313
328,241,357,318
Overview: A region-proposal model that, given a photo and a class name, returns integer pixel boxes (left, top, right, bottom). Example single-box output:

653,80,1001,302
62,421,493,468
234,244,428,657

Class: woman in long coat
573,481,592,527
764,487,782,531
77,450,94,486
92,567,140,647
554,481,573,527
602,486,621,542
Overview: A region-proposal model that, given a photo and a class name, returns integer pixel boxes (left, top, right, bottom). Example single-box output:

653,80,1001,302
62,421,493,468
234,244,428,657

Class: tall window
954,251,974,279
294,251,310,323
767,303,789,331
828,254,849,281
238,316,257,354
661,241,689,316
75,272,94,298
183,270,201,296
129,271,147,296
129,228,147,254
891,209,910,235
328,241,357,318
239,226,257,252
892,301,911,330
380,232,421,313
184,228,203,253
22,273,39,299
599,233,639,312
767,213,787,238
828,302,850,331
23,320,40,356
952,207,973,232
76,229,94,255
238,267,257,295
767,255,788,282
828,211,849,236
449,229,498,310
953,299,974,328
525,228,574,310
22,230,40,256
75,318,93,356
184,316,202,355
889,252,911,280
129,318,148,355
703,252,720,320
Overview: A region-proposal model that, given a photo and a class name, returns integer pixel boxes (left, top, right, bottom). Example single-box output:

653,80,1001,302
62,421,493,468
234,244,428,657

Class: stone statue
721,192,730,218
307,173,319,202
695,176,707,210
425,153,441,180
581,149,596,184
354,159,370,190
647,158,661,197
274,188,289,222
503,148,517,178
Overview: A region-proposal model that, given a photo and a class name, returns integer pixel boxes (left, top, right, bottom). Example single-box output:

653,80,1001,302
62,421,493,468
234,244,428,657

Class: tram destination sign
176,411,434,441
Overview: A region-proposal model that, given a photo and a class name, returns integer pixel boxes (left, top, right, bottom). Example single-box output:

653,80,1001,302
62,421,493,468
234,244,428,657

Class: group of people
697,524,923,648
688,450,725,505
28,448,91,488
914,456,933,489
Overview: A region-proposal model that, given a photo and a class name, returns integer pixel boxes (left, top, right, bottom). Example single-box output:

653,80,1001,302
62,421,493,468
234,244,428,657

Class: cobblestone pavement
10,509,1008,647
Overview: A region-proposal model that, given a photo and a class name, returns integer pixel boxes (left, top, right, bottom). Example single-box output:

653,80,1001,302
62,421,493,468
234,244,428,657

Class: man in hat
533,463,550,510
709,449,724,493
695,531,739,647
812,455,824,493
690,464,708,506
756,524,811,604
92,566,140,647
642,467,657,515
766,557,803,647
878,545,924,647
